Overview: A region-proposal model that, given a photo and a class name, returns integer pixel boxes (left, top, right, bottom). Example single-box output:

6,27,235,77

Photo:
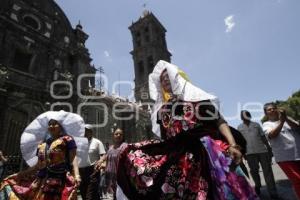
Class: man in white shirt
262,102,300,199
238,110,278,198
79,124,106,200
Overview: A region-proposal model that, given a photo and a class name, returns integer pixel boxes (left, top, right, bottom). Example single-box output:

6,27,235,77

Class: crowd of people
0,60,299,200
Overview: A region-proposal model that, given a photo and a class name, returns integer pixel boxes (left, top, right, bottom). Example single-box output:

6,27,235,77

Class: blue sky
55,0,300,127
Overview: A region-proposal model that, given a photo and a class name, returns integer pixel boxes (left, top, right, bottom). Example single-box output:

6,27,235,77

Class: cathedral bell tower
129,10,171,104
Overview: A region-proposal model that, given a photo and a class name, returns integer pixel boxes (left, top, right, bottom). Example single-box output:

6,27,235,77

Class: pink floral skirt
0,171,77,200
117,136,259,200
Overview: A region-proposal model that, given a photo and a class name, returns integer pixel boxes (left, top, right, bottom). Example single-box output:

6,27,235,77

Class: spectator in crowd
263,102,300,199
0,150,8,180
96,128,127,200
79,124,106,200
238,110,279,198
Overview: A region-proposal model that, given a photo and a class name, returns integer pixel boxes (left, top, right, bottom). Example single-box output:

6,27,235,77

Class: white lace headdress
20,110,88,167
148,60,218,137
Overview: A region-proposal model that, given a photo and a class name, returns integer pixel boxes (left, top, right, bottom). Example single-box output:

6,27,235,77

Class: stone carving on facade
0,65,9,88
60,71,74,81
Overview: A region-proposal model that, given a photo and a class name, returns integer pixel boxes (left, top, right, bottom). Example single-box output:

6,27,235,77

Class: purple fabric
201,136,259,200
105,143,127,190
65,136,77,150
106,143,127,174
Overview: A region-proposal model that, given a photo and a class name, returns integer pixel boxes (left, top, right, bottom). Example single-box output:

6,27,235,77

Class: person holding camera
262,102,300,199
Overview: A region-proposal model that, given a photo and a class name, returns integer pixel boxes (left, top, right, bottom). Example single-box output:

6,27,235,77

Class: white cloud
104,50,110,57
224,15,235,33
104,50,112,62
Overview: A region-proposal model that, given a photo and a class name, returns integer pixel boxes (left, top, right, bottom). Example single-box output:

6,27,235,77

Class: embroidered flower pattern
161,102,198,139
119,102,258,200
124,140,168,192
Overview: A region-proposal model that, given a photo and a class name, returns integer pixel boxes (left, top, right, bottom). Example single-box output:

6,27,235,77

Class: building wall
0,0,94,156
80,96,153,145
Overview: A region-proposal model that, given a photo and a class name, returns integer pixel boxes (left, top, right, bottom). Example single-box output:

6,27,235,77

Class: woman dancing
117,60,258,200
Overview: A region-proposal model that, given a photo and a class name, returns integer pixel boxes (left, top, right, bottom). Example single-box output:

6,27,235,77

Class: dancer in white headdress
117,60,258,200
0,110,88,200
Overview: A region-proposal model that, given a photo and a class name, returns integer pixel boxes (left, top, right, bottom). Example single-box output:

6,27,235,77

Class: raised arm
267,123,284,139
218,123,237,147
218,123,242,164
286,116,300,129
266,109,286,139
199,100,241,164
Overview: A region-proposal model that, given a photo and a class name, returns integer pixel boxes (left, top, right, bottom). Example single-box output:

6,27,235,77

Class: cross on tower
142,3,147,9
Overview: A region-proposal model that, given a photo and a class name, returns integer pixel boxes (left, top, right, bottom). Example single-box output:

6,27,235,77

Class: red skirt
0,171,77,200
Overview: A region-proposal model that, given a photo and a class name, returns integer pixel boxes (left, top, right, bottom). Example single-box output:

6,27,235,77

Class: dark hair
160,69,169,82
241,110,251,120
47,119,66,135
263,102,277,114
48,119,58,125
48,119,62,130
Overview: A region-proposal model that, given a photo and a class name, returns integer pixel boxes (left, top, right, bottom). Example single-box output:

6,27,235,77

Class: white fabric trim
116,184,129,200
148,60,218,137
20,110,88,167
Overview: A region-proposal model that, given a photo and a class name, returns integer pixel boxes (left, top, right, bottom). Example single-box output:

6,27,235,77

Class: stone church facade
80,94,153,145
0,0,95,156
0,2,170,167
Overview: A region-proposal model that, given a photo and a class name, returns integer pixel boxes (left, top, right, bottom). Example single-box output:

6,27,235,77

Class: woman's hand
94,160,102,171
75,174,81,186
95,159,106,171
31,178,41,190
227,146,242,165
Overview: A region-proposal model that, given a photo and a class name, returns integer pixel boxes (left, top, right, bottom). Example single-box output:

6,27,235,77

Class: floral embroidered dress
117,100,259,200
0,135,78,200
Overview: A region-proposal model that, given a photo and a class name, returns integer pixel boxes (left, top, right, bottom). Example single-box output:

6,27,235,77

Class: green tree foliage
277,90,300,121
262,90,300,122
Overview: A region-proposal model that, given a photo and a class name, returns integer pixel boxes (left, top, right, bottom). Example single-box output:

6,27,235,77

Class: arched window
23,15,41,31
144,26,150,42
147,56,154,70
136,31,141,47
